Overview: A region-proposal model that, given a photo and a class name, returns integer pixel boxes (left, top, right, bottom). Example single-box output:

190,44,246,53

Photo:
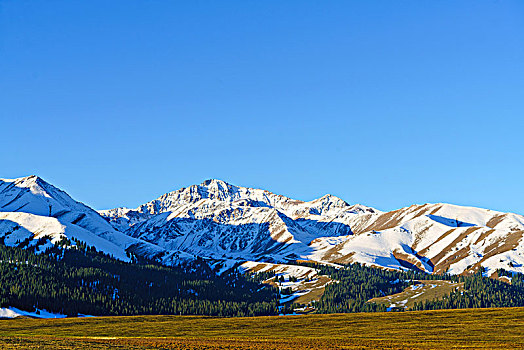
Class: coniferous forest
0,240,278,317
309,262,524,313
411,269,524,311
2,238,524,317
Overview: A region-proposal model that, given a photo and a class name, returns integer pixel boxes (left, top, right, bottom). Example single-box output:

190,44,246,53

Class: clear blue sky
1,1,523,214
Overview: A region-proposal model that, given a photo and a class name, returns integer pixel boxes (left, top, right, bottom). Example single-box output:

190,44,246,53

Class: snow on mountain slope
0,211,130,259
3,176,523,278
0,307,67,319
100,179,378,230
0,175,119,236
101,180,524,276
0,176,184,263
311,203,524,276
100,180,377,263
123,205,313,262
239,261,333,305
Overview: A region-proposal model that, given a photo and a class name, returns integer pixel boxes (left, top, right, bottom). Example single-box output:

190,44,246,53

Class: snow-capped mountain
99,179,376,263
99,179,376,231
100,179,524,276
308,202,524,276
0,175,185,263
2,175,524,277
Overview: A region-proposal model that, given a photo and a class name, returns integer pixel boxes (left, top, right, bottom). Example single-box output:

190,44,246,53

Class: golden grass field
1,307,524,349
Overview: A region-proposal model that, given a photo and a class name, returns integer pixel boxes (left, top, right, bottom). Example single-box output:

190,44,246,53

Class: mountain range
1,175,524,278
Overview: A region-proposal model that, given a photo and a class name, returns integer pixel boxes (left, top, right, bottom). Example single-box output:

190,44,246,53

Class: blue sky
1,1,523,213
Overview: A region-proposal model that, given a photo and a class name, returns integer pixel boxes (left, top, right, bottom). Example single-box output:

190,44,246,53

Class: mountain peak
24,174,39,181
311,193,349,206
0,175,96,218
319,193,344,201
199,179,237,193
201,179,230,186
8,174,42,185
0,175,50,194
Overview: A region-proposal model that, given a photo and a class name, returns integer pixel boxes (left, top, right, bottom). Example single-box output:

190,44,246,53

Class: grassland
369,280,465,310
1,307,524,349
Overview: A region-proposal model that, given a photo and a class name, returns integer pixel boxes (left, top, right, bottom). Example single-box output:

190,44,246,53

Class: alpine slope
99,178,524,277
1,175,523,277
